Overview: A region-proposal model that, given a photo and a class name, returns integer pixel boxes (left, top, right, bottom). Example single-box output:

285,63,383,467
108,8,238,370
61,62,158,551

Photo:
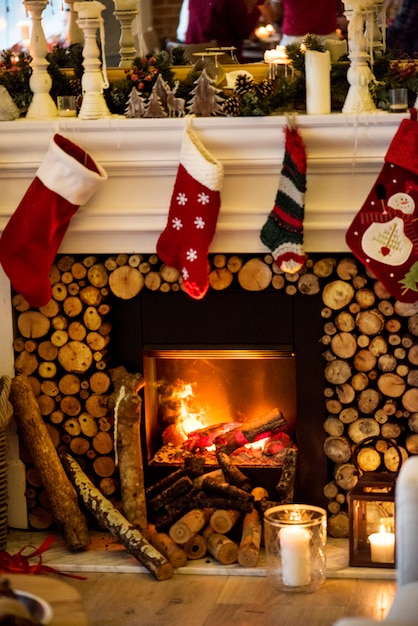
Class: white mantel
0,112,407,527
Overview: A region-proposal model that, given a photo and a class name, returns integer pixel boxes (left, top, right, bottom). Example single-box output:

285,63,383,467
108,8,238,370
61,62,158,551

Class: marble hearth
0,112,408,531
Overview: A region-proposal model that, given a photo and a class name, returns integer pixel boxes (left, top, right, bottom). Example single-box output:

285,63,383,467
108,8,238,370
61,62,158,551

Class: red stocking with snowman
346,110,418,302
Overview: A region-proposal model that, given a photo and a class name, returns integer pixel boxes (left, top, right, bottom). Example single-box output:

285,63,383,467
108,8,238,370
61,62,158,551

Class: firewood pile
319,257,418,537
7,251,418,545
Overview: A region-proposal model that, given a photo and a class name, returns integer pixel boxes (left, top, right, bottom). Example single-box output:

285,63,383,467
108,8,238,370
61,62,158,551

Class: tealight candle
369,527,395,564
279,526,311,587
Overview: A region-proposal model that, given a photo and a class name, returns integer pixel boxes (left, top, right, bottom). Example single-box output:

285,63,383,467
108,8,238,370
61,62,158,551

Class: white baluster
343,1,377,114
24,0,58,119
114,8,139,67
74,1,111,120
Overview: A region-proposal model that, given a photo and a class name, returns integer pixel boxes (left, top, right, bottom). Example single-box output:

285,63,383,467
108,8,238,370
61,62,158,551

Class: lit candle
264,45,292,79
369,527,395,564
280,526,311,586
18,20,31,43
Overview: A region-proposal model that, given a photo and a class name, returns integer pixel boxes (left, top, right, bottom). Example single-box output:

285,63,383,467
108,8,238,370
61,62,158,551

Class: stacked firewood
318,257,418,537
144,447,297,568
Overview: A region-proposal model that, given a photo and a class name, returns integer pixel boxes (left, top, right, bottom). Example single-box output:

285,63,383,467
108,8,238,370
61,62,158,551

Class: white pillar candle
324,39,348,63
305,49,331,115
280,526,311,586
114,0,137,9
369,530,395,563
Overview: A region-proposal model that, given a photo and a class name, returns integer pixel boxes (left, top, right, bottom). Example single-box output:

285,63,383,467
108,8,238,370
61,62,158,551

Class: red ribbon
0,535,87,579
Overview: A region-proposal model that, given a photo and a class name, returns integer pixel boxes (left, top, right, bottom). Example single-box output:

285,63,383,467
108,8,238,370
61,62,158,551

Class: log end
155,561,174,581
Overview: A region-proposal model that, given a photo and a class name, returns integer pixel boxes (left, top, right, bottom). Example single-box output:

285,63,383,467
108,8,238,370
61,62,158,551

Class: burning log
148,523,188,568
216,451,251,491
202,525,238,565
109,366,147,535
214,408,287,455
169,508,212,545
275,446,298,503
183,421,241,452
62,453,173,581
9,375,90,552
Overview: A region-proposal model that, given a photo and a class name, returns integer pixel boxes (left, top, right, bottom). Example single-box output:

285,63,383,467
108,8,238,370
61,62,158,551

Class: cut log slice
324,436,351,463
108,266,144,299
348,418,380,444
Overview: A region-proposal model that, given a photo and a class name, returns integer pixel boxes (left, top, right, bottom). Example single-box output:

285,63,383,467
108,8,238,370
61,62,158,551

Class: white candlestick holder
24,0,58,119
114,9,139,67
74,1,111,120
343,1,378,114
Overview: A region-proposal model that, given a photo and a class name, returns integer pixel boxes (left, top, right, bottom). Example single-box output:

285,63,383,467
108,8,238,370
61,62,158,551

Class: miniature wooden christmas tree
144,88,167,118
187,68,224,117
125,87,146,118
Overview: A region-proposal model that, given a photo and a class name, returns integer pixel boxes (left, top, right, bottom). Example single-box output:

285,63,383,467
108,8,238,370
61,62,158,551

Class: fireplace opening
109,284,328,507
142,348,297,468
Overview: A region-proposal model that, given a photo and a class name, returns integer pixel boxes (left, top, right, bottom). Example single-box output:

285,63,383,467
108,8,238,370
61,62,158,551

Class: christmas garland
0,36,417,119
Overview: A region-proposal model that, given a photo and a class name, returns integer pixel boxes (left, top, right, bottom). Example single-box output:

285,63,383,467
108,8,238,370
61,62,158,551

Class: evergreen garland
0,39,416,118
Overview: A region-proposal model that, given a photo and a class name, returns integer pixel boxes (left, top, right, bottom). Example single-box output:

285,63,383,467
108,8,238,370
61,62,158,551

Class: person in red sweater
270,0,346,46
185,0,266,61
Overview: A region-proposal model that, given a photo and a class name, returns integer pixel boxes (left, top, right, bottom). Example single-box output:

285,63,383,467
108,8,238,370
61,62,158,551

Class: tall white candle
280,526,311,586
305,49,331,115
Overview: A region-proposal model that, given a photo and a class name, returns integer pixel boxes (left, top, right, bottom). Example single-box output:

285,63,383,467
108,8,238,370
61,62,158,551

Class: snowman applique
361,191,415,266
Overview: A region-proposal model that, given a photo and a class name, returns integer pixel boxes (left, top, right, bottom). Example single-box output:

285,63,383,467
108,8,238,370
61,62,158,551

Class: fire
159,379,292,464
169,381,207,440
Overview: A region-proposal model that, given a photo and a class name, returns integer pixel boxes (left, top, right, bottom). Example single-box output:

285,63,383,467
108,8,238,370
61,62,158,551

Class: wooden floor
66,573,397,626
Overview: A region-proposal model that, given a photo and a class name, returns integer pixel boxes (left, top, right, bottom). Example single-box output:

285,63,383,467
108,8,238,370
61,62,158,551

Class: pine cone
222,95,242,117
255,79,274,98
234,74,255,95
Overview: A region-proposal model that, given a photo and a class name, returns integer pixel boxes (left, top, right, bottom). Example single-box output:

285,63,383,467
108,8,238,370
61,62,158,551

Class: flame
173,382,206,439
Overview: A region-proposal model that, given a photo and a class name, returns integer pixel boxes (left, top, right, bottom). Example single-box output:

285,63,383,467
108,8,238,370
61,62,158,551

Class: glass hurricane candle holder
264,504,327,593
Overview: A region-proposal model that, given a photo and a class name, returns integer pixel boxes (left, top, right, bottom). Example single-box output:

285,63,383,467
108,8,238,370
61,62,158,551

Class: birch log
62,453,173,580
109,366,147,536
10,375,90,552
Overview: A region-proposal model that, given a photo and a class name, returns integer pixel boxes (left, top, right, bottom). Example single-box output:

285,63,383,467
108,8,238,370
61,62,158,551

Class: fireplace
0,113,406,532
107,282,327,506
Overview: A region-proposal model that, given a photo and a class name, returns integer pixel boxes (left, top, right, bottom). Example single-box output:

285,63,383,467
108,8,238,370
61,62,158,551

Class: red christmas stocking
156,118,224,299
346,110,418,302
0,134,107,308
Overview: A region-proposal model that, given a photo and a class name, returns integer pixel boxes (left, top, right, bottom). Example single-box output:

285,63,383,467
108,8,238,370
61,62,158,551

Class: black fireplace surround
109,286,328,508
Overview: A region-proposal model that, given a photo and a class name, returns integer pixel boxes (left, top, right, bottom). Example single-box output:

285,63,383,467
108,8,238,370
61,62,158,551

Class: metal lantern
347,437,399,568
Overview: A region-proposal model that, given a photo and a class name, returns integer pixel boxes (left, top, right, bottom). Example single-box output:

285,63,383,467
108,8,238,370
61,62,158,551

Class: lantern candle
369,526,395,564
279,526,311,587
